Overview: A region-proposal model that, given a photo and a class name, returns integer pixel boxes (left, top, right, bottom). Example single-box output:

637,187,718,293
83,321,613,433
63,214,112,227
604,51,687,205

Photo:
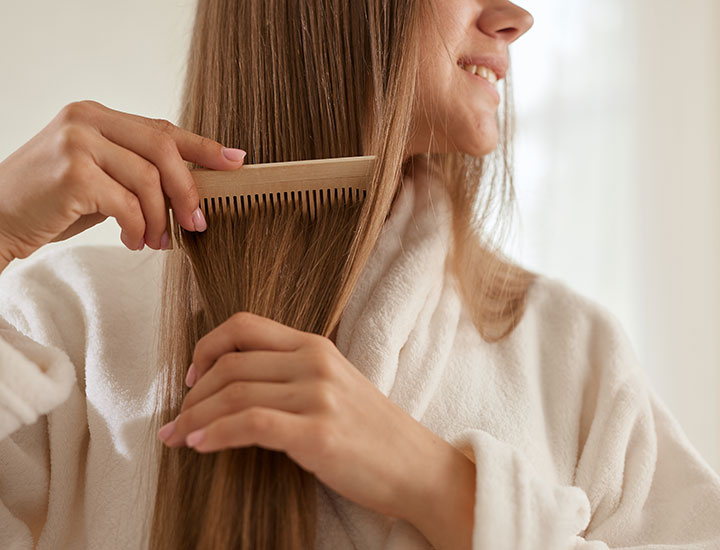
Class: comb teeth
165,155,375,250
200,187,367,218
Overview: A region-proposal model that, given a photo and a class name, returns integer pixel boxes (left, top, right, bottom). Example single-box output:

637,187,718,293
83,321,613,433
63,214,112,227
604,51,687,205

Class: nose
476,1,534,44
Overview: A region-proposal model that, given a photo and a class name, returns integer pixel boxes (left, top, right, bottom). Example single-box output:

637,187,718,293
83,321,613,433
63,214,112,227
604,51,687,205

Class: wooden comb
164,155,376,250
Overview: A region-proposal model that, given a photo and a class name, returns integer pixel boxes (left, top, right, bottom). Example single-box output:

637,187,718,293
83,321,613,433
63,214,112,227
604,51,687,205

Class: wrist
401,432,477,550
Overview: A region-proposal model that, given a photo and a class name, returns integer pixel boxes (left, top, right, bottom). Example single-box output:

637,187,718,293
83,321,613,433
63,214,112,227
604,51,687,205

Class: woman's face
405,0,533,160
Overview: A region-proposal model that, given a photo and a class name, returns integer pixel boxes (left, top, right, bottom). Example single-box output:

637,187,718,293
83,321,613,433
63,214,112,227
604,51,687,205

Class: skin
0,2,533,549
344,0,534,348
162,5,535,550
0,100,246,275
404,0,533,161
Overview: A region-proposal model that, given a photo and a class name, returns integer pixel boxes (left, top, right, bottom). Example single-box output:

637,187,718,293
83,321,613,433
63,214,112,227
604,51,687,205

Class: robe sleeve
0,272,77,549
0,316,76,441
449,312,720,549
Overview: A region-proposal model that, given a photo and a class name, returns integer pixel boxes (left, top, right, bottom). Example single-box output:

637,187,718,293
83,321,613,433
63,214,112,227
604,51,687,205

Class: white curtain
510,0,720,473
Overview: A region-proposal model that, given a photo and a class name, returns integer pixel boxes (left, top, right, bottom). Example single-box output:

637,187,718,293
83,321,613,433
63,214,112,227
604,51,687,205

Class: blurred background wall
1,1,718,472
509,0,720,473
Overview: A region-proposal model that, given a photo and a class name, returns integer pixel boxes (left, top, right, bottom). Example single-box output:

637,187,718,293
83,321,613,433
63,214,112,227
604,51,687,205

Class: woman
1,0,719,549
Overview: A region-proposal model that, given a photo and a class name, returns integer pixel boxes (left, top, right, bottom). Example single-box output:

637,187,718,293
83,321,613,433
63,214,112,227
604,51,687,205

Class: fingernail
222,147,246,162
192,208,207,232
136,238,145,251
160,231,170,250
157,419,176,441
185,364,196,387
186,429,205,447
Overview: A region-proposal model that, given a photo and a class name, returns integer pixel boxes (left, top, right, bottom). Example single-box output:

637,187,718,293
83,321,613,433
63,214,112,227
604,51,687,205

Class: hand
0,100,247,266
157,311,443,520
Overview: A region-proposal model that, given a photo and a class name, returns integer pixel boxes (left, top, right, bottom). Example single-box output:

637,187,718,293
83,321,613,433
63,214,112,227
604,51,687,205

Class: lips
458,63,498,83
456,55,508,82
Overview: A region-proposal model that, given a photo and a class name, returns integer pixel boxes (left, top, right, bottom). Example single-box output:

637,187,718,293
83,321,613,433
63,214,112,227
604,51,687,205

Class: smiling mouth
457,63,499,83
458,64,501,103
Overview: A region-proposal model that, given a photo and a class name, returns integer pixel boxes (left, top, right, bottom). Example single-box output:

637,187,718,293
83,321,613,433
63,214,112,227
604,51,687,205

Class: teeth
460,64,498,84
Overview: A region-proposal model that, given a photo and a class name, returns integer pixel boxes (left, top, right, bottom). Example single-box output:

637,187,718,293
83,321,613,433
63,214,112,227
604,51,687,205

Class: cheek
449,83,501,156
417,66,466,130
416,64,452,114
442,69,496,124
414,65,500,155
449,79,498,127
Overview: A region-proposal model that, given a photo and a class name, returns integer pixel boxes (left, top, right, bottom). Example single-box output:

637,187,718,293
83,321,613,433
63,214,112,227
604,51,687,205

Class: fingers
191,312,313,380
79,163,146,250
91,132,169,249
115,107,248,170
184,407,306,454
180,351,298,413
89,102,246,235
94,113,202,234
162,382,306,448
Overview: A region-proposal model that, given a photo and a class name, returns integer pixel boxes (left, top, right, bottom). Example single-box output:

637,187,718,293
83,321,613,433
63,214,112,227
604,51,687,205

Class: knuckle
58,101,87,123
57,124,88,154
154,135,178,159
309,349,334,379
152,118,176,135
197,134,218,153
311,333,332,349
78,99,104,112
121,188,141,213
57,154,91,186
245,407,271,434
312,381,337,412
178,172,197,201
231,311,255,331
58,100,102,123
140,160,161,187
319,336,339,356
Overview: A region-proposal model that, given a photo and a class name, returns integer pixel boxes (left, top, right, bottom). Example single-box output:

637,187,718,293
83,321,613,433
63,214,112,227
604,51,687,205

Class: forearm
400,433,477,550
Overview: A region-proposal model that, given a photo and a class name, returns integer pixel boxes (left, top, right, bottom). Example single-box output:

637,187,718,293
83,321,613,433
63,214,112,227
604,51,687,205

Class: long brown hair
139,0,537,548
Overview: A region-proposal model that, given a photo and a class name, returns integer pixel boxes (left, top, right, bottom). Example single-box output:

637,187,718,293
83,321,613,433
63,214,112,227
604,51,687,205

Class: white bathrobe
1,164,719,550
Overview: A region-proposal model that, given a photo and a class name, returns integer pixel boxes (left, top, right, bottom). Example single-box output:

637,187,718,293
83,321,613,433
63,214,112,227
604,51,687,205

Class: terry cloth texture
1,163,719,549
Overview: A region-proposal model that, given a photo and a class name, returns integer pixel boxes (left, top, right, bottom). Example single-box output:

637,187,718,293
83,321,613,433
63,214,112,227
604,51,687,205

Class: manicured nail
160,231,170,250
192,208,207,232
157,419,176,441
185,364,196,387
222,147,246,162
186,429,205,447
136,238,145,251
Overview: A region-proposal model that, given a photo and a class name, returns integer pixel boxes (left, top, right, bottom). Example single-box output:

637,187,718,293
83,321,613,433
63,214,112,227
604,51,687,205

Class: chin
456,124,499,158
466,132,498,157
407,124,498,158
462,138,498,158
